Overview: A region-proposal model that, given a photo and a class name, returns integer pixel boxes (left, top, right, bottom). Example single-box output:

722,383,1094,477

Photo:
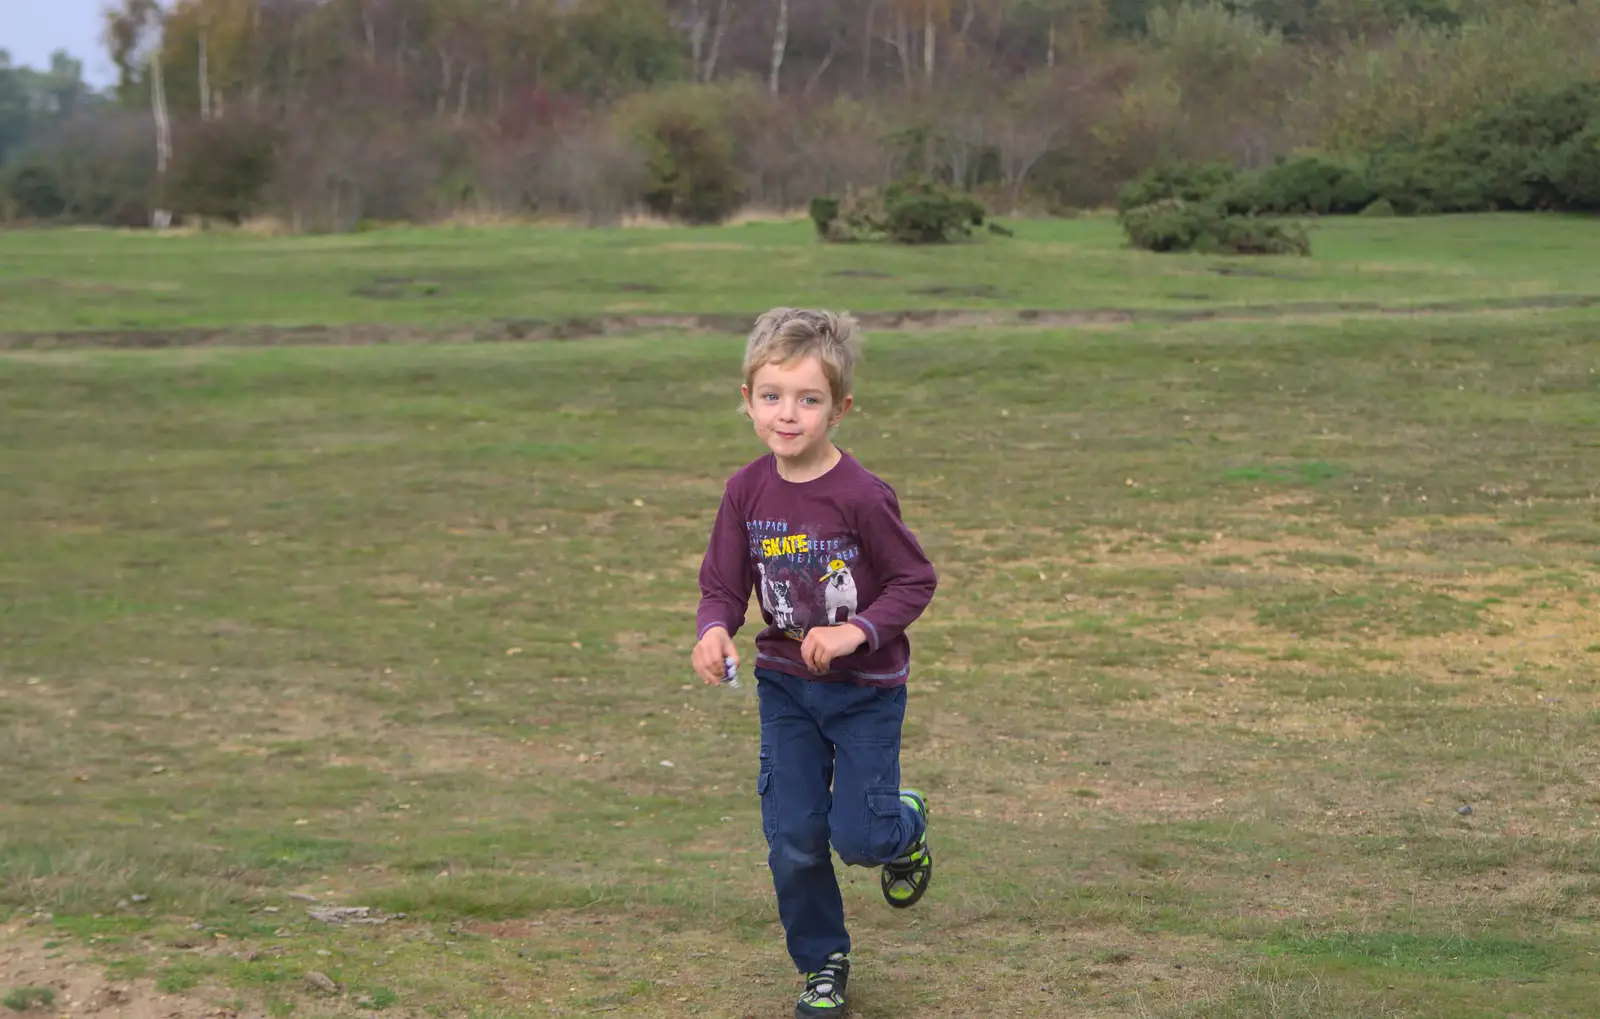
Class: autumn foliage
2,0,1598,230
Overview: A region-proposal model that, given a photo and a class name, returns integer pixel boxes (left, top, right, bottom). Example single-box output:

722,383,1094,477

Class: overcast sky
2,0,121,87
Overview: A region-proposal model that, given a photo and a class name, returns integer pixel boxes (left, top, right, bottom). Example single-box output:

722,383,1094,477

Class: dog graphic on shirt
757,561,800,635
819,559,858,625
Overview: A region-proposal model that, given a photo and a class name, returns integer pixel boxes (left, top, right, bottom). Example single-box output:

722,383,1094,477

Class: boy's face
742,356,852,465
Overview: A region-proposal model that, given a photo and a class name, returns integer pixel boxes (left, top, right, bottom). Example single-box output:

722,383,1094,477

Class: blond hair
742,308,863,408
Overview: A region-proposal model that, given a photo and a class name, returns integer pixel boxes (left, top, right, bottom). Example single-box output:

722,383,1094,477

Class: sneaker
795,952,849,1017
880,789,932,909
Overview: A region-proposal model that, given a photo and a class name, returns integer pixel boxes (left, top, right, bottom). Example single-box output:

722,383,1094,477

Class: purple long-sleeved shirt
696,452,937,688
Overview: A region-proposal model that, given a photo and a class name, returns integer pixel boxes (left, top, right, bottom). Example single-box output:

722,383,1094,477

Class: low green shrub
1118,160,1238,212
1120,198,1310,255
812,176,987,244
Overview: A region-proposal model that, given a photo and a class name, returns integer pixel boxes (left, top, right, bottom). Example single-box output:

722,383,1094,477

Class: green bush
0,112,156,227
881,175,985,244
808,196,839,238
2,161,67,220
1120,198,1310,256
167,116,280,224
1219,154,1376,215
1362,147,1441,215
814,176,986,245
1118,160,1238,212
1536,121,1600,211
1366,82,1600,214
623,87,743,225
1359,197,1396,217
1436,81,1600,211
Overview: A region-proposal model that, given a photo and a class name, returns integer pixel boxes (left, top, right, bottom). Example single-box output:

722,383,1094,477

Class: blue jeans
755,667,927,974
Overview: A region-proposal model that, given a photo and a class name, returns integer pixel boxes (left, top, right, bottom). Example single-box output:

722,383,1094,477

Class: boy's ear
832,394,854,426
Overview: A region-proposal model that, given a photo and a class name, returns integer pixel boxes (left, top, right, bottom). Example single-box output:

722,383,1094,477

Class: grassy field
2,216,1599,1018
2,214,1600,336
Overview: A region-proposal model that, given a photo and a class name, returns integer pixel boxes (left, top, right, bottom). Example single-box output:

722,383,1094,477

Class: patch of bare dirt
0,926,256,1019
6,295,1597,351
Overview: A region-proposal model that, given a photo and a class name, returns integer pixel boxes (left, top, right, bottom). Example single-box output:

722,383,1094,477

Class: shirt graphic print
747,519,861,640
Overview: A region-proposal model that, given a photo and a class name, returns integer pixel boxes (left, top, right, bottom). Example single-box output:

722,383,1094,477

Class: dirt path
3,295,1596,351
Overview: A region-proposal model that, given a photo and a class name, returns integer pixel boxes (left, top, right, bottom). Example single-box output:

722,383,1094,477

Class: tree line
2,0,1597,230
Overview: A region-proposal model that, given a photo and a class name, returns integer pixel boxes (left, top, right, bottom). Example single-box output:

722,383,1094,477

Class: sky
1,0,122,88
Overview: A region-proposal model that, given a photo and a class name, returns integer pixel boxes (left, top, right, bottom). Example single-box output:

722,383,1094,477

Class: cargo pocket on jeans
757,748,777,840
865,786,905,862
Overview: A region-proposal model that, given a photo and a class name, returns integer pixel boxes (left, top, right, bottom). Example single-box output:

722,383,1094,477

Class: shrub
1120,198,1310,256
1365,82,1600,215
265,115,469,232
881,175,985,244
1218,154,1376,215
167,115,280,224
1536,121,1600,211
1117,159,1238,212
1425,81,1600,211
1362,146,1443,215
1359,197,1396,217
1299,1,1600,154
1119,198,1210,252
622,87,743,224
1212,213,1312,256
3,161,67,220
809,196,839,238
814,176,987,244
6,112,156,227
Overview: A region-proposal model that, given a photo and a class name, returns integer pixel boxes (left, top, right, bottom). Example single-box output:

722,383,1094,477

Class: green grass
2,220,1599,1017
1,988,55,1012
2,214,1599,334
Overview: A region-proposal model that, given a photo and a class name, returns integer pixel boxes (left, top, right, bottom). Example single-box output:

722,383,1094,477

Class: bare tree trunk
690,0,706,76
923,1,935,87
437,49,453,117
363,1,377,65
151,55,171,175
455,66,472,125
247,3,263,111
895,9,912,88
862,0,877,87
806,34,839,95
150,52,172,228
199,32,211,120
704,0,733,81
769,0,789,95
396,16,410,76
1048,21,1056,68
998,116,1055,214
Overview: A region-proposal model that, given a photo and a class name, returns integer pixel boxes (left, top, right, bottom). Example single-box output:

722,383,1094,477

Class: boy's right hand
692,627,738,685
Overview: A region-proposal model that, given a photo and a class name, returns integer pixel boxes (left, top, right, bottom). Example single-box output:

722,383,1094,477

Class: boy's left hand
801,623,867,674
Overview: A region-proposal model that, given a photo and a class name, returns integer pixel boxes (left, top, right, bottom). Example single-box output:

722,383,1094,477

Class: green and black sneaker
880,789,932,909
795,952,850,1017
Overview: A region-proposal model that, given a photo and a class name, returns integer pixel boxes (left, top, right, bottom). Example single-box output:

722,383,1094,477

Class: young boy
691,308,937,1017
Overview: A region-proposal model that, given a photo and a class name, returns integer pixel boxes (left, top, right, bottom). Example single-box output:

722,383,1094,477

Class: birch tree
104,0,171,223
770,0,790,93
